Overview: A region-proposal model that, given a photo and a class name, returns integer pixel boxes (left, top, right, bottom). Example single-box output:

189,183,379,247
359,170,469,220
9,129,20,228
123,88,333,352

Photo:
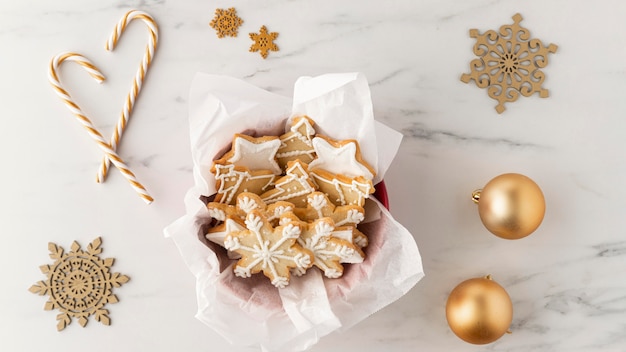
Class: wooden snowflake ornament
210,7,244,38
249,25,279,59
461,13,558,113
29,237,129,331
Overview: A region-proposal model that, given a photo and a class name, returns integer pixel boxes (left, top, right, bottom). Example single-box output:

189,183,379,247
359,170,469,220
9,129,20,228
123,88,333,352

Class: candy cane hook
48,52,154,204
97,9,159,183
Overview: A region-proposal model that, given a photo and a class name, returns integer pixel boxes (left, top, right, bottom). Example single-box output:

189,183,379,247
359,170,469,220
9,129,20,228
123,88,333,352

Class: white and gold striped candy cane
97,9,159,183
48,52,154,204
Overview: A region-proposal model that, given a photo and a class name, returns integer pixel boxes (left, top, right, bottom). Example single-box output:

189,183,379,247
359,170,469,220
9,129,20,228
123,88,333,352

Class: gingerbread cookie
276,116,316,170
294,192,365,227
214,134,283,175
224,210,313,288
331,225,369,248
205,218,246,259
280,213,364,279
260,160,317,207
309,169,374,207
211,163,276,205
308,136,375,179
208,192,294,225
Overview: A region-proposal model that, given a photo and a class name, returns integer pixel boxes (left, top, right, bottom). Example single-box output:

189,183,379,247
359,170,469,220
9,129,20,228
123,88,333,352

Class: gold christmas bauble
474,173,545,240
445,275,513,345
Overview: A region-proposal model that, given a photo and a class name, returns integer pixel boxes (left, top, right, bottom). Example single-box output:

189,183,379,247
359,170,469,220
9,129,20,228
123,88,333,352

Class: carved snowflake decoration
461,13,558,113
224,211,312,288
210,7,244,38
249,25,279,59
29,237,129,331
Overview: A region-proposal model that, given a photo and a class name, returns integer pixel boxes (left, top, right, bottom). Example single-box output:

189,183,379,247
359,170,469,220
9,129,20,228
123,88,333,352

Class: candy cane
97,9,159,183
48,52,154,204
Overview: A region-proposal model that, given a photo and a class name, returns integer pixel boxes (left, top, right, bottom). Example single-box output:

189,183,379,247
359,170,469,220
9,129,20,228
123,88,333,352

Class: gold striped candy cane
48,52,154,204
97,9,159,183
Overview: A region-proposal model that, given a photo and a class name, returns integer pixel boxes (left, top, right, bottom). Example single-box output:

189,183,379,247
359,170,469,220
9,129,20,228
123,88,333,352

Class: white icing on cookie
308,137,374,179
227,136,282,175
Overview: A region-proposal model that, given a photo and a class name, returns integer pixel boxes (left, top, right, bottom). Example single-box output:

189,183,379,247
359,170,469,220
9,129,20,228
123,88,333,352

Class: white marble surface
3,0,626,351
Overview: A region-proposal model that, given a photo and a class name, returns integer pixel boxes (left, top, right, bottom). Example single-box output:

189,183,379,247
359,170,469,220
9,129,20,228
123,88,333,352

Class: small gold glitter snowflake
29,237,129,331
210,7,243,38
249,25,279,59
461,13,558,113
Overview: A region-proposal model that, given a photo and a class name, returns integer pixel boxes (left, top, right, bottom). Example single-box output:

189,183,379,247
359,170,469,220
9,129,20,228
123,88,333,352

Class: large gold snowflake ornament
29,237,129,331
250,25,279,59
461,14,558,113
210,7,244,38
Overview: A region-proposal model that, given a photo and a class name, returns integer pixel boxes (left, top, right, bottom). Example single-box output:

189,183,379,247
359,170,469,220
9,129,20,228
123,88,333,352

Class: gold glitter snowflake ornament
29,237,129,331
461,14,558,113
210,7,243,38
250,25,279,59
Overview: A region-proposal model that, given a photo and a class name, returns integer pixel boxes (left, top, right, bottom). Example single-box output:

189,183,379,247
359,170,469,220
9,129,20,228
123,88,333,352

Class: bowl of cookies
166,72,423,351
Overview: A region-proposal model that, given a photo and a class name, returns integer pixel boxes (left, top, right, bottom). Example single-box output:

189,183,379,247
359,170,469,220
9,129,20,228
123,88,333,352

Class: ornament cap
471,189,482,203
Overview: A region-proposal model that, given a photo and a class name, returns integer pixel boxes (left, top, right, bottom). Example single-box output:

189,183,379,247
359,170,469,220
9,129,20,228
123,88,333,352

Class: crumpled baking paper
164,72,424,352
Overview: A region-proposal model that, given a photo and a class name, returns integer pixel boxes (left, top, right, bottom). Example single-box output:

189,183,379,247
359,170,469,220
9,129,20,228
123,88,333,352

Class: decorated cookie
215,134,282,175
294,192,365,227
211,164,276,205
276,116,316,170
331,225,369,249
308,136,376,180
224,210,313,288
205,218,246,259
208,192,294,225
309,169,374,207
260,160,317,207
280,213,364,279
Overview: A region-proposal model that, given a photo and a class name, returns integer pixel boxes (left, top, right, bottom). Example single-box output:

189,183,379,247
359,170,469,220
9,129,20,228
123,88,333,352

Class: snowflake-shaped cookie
281,214,364,279
224,210,312,288
29,237,129,331
461,13,558,113
294,192,365,227
209,7,244,38
208,192,294,226
249,25,279,59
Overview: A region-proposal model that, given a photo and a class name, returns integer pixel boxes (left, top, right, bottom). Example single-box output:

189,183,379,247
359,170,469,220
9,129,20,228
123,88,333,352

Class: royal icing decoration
212,164,276,205
208,193,295,230
219,134,282,175
308,136,375,180
281,215,364,279
276,116,317,170
205,218,246,260
309,169,374,206
260,160,316,207
294,192,365,226
224,211,313,288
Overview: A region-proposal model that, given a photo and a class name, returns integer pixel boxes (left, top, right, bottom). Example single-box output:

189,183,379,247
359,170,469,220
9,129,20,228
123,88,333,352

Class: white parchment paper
164,72,424,352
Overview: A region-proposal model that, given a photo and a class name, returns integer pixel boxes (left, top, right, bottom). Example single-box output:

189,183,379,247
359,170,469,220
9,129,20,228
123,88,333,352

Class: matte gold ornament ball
473,173,545,239
445,275,513,345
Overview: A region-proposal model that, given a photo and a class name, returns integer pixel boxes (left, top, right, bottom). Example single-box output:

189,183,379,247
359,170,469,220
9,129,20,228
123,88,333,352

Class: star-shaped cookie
308,136,375,179
217,134,282,175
